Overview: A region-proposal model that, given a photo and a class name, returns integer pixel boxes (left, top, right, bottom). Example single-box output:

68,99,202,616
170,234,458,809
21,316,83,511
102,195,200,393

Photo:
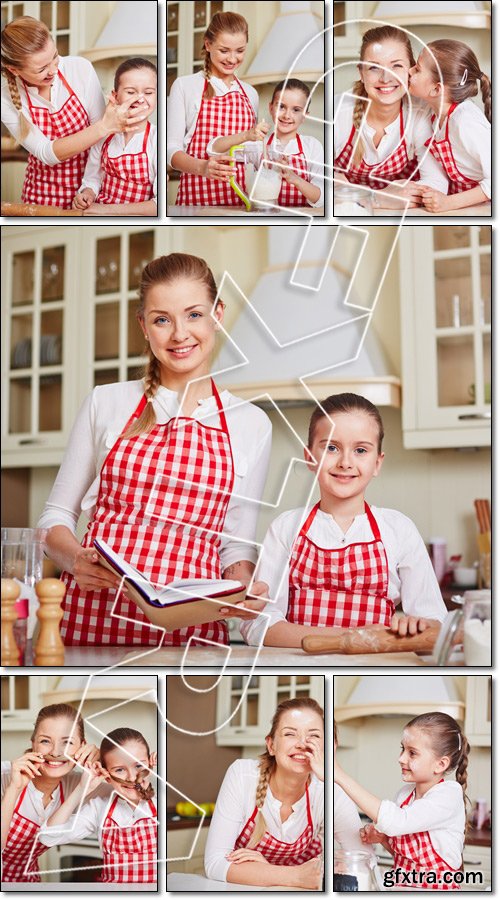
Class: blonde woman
1,17,146,208
38,253,271,647
204,698,324,889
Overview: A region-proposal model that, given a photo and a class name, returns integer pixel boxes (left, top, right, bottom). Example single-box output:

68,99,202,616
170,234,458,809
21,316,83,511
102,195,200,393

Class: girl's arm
264,621,344,648
280,164,321,204
421,184,489,212
212,121,269,154
334,760,381,823
83,199,158,217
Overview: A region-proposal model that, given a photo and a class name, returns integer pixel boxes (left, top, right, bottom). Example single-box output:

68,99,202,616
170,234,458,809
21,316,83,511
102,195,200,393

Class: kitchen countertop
167,809,212,830
373,203,491,217
167,873,309,891
168,206,324,217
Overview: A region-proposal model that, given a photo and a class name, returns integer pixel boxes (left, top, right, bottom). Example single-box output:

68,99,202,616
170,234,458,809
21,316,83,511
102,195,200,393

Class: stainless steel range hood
244,1,324,85
214,227,401,408
373,1,491,29
335,676,465,722
80,0,157,63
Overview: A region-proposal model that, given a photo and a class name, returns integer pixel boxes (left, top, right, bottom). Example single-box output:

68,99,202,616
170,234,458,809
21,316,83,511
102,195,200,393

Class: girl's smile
308,412,383,510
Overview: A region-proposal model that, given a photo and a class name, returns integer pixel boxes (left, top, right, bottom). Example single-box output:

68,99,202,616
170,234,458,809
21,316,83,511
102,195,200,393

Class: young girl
1,703,100,882
210,79,323,208
334,720,364,851
409,40,491,212
73,58,157,216
1,16,147,208
241,393,447,648
334,25,449,208
335,713,468,890
167,12,258,207
38,252,271,647
204,698,323,889
39,728,157,883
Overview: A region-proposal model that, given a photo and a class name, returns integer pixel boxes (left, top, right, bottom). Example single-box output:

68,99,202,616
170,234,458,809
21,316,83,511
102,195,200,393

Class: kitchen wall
334,1,491,96
167,675,241,806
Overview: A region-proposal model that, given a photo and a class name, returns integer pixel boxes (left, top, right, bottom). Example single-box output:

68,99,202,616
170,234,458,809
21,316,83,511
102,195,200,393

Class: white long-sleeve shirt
38,792,156,845
1,56,105,165
241,505,447,645
377,780,465,870
334,93,449,193
204,759,324,883
37,381,272,570
167,71,259,166
79,124,157,202
207,133,324,207
1,761,110,826
430,99,491,199
334,783,364,850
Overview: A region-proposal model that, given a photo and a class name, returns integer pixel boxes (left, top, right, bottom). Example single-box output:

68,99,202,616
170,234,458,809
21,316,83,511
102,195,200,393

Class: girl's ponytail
479,72,491,123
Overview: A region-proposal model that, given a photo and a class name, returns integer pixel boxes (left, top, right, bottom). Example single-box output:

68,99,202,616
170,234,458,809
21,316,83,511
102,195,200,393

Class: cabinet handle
18,438,45,445
458,413,491,421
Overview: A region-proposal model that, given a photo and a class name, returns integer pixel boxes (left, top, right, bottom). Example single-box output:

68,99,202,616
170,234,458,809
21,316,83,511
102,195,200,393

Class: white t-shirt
334,783,364,850
241,505,447,645
334,93,449,192
1,760,110,826
37,381,272,570
204,758,324,883
79,124,157,202
167,71,259,166
377,780,465,870
431,99,491,198
38,792,156,845
1,56,105,165
207,132,324,207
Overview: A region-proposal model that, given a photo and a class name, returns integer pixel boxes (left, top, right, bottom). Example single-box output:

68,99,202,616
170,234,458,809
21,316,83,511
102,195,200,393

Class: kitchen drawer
167,825,207,875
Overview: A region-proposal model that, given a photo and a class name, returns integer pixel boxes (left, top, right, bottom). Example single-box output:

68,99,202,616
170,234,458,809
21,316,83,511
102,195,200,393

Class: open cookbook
93,538,253,631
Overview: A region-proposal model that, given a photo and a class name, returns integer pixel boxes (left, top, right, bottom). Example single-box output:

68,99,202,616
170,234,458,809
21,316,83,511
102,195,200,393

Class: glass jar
334,185,373,216
1,528,47,640
463,590,491,666
334,849,382,891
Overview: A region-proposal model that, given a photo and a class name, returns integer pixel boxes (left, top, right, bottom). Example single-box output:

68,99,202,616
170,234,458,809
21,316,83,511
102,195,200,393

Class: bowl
453,567,477,587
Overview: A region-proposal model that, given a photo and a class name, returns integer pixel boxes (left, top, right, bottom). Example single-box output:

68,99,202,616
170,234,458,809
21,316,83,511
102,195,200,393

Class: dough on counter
334,201,370,216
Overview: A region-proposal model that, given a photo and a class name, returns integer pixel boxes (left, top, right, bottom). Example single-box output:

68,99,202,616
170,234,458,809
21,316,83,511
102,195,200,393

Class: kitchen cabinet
400,226,491,448
167,0,226,93
465,676,491,747
1,1,74,60
215,675,324,746
1,227,171,468
333,1,364,57
167,825,208,875
1,674,50,730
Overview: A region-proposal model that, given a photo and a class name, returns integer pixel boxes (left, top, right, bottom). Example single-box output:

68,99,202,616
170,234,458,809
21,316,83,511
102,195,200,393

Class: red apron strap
13,784,29,815
57,69,75,96
148,800,157,816
305,781,313,827
445,103,458,141
142,120,151,152
296,133,304,154
364,502,382,541
211,379,230,434
399,103,404,138
299,502,321,538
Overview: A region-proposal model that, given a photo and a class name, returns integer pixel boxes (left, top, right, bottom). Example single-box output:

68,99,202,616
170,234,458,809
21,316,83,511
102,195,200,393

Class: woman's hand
296,856,323,890
421,187,449,213
81,765,110,798
360,823,386,845
204,156,234,181
72,188,95,210
226,848,270,865
101,95,148,135
8,752,45,791
72,547,122,592
376,182,424,209
304,738,324,782
389,615,436,637
219,580,269,620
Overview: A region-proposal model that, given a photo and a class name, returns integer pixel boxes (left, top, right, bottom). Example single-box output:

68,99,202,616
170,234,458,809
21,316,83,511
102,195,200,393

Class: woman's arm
227,857,321,888
45,525,120,590
170,149,234,180
1,754,44,849
52,97,148,162
44,772,106,830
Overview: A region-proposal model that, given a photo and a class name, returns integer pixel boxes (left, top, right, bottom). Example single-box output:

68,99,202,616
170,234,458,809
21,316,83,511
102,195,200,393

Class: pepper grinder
33,578,65,666
1,578,21,666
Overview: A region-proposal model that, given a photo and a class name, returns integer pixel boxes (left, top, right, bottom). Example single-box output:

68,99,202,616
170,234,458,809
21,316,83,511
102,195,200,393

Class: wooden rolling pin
302,622,443,655
2,202,83,217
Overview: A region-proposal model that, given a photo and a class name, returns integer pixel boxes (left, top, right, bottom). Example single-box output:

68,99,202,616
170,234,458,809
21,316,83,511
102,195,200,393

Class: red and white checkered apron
176,77,255,207
386,782,461,890
334,104,419,189
288,502,394,628
1,783,63,882
99,796,157,883
60,380,234,646
234,782,322,865
425,103,480,195
97,121,153,204
269,133,311,207
21,69,90,208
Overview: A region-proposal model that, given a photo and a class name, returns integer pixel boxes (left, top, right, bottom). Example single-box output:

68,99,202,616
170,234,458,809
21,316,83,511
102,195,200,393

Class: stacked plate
11,335,62,368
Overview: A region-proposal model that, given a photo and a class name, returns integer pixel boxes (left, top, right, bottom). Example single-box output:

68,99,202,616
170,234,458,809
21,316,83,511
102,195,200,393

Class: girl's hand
377,182,424,209
102,95,148,135
304,738,324,782
226,848,270,865
245,120,270,142
72,188,96,210
9,752,45,791
204,156,233,181
389,615,435,637
72,547,122,592
71,742,100,771
360,823,386,845
421,187,449,213
277,155,299,186
297,856,323,890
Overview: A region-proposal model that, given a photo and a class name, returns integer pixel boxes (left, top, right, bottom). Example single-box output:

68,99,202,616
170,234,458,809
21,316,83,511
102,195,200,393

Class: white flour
246,164,282,201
